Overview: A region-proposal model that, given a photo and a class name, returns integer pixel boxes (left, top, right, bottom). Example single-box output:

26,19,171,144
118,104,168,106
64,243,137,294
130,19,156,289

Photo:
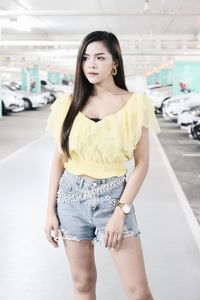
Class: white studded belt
56,173,126,205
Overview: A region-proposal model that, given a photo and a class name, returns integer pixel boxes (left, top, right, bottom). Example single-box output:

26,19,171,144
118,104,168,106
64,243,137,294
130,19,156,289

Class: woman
44,31,160,300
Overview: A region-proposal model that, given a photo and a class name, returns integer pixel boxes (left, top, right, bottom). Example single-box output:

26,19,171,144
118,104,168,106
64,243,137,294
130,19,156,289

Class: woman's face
82,41,116,84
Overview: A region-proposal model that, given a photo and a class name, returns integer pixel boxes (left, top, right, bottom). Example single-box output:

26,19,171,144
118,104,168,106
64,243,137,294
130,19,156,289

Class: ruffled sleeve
134,93,161,147
45,93,72,153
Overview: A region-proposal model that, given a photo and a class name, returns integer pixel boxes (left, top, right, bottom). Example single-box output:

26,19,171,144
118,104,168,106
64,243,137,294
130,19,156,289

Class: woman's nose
87,58,97,68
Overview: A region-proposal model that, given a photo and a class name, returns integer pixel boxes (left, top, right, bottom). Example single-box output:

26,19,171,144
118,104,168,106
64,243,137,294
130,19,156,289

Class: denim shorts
56,169,141,246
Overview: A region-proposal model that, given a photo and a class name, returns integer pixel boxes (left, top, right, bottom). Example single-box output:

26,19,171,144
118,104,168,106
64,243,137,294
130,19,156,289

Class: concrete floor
156,114,200,225
0,105,200,299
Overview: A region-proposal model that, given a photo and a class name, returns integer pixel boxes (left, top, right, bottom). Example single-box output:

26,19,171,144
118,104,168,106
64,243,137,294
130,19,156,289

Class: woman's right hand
44,213,60,248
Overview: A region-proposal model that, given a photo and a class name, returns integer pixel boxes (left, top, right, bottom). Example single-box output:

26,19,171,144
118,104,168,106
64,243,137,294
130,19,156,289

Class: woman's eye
82,56,104,61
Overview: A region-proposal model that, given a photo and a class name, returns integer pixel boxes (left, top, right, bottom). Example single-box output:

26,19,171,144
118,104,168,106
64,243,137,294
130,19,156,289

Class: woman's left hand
104,207,125,249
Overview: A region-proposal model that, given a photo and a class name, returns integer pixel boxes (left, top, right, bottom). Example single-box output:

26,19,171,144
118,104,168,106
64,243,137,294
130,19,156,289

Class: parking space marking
161,129,184,133
178,140,199,144
154,134,200,252
0,134,48,165
182,153,200,157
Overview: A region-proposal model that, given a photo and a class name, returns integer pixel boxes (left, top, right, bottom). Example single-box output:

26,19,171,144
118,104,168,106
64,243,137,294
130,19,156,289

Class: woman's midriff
79,174,100,181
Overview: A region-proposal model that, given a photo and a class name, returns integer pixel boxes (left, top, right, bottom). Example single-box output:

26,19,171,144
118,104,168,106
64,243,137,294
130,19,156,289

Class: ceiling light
16,0,32,10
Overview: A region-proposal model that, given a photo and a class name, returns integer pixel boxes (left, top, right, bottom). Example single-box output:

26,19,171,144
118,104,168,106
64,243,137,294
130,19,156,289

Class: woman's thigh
62,239,97,285
108,235,150,291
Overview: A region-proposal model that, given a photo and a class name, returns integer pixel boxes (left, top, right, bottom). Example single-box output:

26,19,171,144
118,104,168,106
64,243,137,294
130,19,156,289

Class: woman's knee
127,284,153,300
73,271,97,293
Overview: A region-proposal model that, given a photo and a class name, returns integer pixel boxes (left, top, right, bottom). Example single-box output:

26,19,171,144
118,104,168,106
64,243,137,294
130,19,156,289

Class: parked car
147,85,173,113
162,94,196,121
146,84,162,94
3,82,48,110
40,80,73,102
190,119,200,141
1,87,24,115
178,105,200,133
177,94,200,130
42,91,56,103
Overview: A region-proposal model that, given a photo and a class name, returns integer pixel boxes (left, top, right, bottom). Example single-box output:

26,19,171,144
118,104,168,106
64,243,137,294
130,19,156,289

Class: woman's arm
104,127,150,248
44,148,66,248
46,148,66,216
114,126,149,215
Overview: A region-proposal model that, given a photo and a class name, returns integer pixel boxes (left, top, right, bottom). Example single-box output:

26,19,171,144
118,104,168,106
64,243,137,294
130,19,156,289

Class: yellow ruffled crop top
45,92,161,178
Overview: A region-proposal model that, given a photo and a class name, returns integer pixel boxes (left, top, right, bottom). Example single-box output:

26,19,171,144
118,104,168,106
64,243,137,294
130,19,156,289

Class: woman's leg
108,235,153,300
62,239,97,300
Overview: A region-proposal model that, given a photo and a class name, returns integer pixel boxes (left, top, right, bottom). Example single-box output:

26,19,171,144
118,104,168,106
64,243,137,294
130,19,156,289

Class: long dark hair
60,30,128,159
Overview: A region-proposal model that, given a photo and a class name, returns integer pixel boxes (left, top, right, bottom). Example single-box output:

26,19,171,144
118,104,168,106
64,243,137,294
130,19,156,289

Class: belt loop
80,178,85,188
76,177,83,188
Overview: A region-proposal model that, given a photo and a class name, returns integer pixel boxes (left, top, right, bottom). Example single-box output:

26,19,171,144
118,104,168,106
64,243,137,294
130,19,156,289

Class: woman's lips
88,73,98,76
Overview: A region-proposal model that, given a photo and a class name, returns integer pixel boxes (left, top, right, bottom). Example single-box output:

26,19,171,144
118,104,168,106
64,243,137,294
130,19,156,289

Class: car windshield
3,84,17,91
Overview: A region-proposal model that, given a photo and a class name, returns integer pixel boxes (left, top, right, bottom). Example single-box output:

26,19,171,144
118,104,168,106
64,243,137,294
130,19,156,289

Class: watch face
123,204,131,214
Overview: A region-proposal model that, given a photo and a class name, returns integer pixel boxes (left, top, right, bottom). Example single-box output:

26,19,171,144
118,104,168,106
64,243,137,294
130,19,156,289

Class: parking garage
0,1,200,300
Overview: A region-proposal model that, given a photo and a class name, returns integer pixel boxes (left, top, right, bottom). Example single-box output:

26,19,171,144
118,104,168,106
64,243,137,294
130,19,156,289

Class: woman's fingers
44,215,60,248
116,233,122,249
107,232,115,248
52,228,59,242
111,234,118,248
45,227,59,248
104,231,122,249
104,232,109,247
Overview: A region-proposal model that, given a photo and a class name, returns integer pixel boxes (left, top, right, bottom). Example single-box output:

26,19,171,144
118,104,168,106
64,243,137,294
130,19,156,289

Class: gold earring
112,66,117,76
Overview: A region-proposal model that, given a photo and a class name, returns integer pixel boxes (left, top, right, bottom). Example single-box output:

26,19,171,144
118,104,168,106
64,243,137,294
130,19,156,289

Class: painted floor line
182,153,200,157
154,134,200,251
178,140,199,144
0,134,48,165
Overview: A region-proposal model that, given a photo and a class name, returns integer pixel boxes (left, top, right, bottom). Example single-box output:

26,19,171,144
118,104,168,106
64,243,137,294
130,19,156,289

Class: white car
177,94,200,131
41,80,73,99
42,91,56,103
1,87,24,115
162,94,196,121
21,91,48,110
178,106,200,133
3,83,48,110
146,84,162,94
177,94,200,118
148,85,173,113
51,84,73,93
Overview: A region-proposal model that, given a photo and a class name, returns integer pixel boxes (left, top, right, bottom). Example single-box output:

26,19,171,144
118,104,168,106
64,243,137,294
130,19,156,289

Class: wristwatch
116,200,131,214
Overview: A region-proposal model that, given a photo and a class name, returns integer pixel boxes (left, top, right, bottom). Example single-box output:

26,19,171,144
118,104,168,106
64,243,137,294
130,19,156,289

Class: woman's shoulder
52,92,72,104
49,92,72,112
45,93,72,135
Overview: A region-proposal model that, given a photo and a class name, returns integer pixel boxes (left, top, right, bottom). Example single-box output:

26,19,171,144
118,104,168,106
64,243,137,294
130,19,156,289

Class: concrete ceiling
0,0,200,79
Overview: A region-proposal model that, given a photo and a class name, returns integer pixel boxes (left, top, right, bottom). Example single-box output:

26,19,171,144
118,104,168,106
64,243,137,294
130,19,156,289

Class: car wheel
1,101,8,116
160,103,163,114
50,93,56,102
23,98,32,110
